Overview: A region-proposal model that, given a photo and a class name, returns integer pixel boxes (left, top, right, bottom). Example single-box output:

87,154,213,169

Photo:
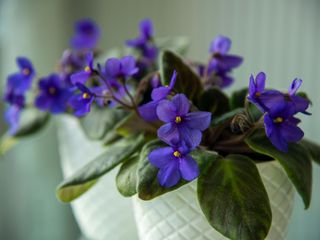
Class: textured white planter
133,161,294,240
57,115,139,240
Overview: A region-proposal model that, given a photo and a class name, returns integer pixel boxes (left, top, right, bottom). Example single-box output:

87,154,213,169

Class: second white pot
133,161,294,240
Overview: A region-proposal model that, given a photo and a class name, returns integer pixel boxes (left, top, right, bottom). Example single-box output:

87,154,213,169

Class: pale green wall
0,0,319,239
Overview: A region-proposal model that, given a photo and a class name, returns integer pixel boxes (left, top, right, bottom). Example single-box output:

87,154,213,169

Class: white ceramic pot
133,161,294,240
57,115,139,240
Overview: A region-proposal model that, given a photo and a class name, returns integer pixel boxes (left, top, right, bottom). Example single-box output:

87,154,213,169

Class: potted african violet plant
1,18,319,240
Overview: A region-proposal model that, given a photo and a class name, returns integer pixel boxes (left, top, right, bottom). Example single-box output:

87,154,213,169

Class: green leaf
56,134,145,202
136,140,219,200
230,88,248,110
198,87,230,115
301,139,320,165
14,108,50,137
115,113,157,137
116,155,139,197
160,50,202,101
0,135,18,155
80,106,126,140
246,130,312,208
155,37,189,55
198,154,272,240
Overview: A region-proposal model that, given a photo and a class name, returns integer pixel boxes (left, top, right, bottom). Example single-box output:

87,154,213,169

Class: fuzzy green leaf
56,134,144,202
230,88,248,110
198,87,230,115
246,130,312,208
160,50,202,101
198,154,272,240
301,139,320,165
116,155,139,197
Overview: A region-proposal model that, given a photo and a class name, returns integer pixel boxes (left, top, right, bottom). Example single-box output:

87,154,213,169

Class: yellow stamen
274,117,284,123
175,116,182,123
255,92,261,97
84,66,91,72
22,68,30,75
49,87,56,95
82,92,90,99
173,151,181,158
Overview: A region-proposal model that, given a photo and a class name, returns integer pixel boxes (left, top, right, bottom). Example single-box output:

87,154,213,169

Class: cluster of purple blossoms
3,57,35,134
248,72,310,152
139,72,212,187
194,35,243,88
126,19,158,77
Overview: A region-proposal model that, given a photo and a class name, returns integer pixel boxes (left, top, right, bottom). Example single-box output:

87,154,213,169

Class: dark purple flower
149,142,199,187
126,19,158,61
70,19,100,50
138,71,177,121
69,83,95,117
208,35,243,72
264,104,304,152
6,57,35,94
285,78,310,114
35,74,72,114
70,52,94,85
156,94,211,148
104,56,139,80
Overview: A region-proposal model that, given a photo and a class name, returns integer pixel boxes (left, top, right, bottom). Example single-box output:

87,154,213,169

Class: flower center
273,117,284,123
22,68,30,75
49,87,56,95
255,92,261,97
175,116,182,123
84,66,91,72
173,151,181,158
82,92,91,99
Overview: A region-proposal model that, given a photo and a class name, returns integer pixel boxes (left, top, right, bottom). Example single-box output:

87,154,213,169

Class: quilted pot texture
133,161,294,240
57,115,139,240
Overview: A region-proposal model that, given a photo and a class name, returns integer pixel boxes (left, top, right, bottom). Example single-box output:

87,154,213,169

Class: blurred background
0,0,319,239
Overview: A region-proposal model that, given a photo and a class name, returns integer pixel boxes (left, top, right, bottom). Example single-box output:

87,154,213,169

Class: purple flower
126,19,158,60
70,19,100,50
69,83,95,117
285,78,310,115
264,105,304,152
35,74,72,114
7,57,35,94
156,94,211,148
149,142,199,187
70,52,94,85
209,35,243,72
138,71,177,121
104,56,139,80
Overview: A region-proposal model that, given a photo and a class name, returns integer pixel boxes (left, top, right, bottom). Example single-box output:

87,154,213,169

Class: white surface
57,115,139,240
133,161,294,240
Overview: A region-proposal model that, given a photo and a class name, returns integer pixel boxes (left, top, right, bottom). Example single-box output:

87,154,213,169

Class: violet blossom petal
179,155,199,181
149,147,174,168
157,160,180,188
184,111,212,131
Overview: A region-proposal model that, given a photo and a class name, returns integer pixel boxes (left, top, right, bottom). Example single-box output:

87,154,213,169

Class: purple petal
184,111,212,131
156,100,176,122
35,94,52,111
71,71,90,85
178,125,202,149
148,147,174,168
157,123,180,146
179,155,199,181
171,94,190,116
4,106,20,135
248,74,256,96
7,73,32,94
264,114,288,152
288,78,302,95
121,56,139,76
256,72,266,92
151,86,170,101
288,95,309,114
138,100,159,122
169,70,177,89
105,58,121,78
218,55,243,70
157,160,180,188
140,18,154,39
210,35,231,54
281,122,304,142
